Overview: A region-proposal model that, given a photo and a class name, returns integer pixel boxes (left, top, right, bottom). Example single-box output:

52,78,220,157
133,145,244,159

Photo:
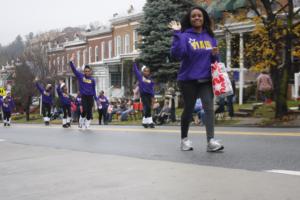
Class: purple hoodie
171,28,219,81
133,64,155,97
1,96,15,112
35,83,53,105
69,61,97,99
56,86,72,106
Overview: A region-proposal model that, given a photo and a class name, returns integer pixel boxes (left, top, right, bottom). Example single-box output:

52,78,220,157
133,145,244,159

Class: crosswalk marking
266,170,300,176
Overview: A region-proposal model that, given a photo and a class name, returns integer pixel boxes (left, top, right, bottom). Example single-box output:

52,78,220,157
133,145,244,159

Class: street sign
0,87,6,96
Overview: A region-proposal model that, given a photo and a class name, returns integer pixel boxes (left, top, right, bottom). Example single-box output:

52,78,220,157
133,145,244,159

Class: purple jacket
56,86,71,106
133,64,155,97
1,97,15,112
69,61,97,99
171,28,219,81
36,83,53,105
98,95,109,109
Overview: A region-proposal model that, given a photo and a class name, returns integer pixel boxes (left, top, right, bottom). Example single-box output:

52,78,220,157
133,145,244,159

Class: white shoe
79,117,85,128
85,120,91,129
207,138,224,152
181,138,193,151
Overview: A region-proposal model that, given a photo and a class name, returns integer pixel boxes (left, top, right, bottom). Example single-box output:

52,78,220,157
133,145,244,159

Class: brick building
48,10,142,97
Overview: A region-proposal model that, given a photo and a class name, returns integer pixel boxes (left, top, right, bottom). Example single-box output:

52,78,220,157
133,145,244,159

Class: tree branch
274,2,288,16
248,0,267,24
294,7,300,17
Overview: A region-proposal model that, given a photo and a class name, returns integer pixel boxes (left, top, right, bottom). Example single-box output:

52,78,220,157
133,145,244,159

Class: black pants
81,95,94,120
179,80,215,142
98,108,108,124
42,103,51,118
141,93,152,118
226,95,234,117
3,111,11,122
63,105,71,119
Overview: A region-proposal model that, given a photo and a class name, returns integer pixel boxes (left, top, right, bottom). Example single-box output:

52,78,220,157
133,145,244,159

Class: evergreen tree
138,0,195,81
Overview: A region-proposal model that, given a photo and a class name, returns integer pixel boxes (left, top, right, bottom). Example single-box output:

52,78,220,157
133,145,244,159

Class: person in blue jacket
35,79,53,126
69,53,98,129
133,63,155,128
169,6,224,152
1,92,15,127
56,81,72,128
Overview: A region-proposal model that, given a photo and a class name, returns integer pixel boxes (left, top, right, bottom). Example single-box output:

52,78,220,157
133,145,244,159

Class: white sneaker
85,120,91,129
207,138,224,152
181,138,193,151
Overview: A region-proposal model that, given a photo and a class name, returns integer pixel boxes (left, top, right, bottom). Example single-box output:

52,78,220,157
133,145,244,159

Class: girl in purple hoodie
133,64,155,128
169,6,224,152
1,92,15,127
69,53,98,129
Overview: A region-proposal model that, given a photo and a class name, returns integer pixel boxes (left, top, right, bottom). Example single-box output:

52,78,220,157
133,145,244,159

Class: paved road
0,124,299,171
1,125,300,200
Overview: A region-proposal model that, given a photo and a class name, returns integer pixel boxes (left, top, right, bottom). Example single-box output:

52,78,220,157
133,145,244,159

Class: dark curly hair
180,6,214,37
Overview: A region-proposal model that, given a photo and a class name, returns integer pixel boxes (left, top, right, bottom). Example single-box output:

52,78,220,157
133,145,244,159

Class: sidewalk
0,142,299,200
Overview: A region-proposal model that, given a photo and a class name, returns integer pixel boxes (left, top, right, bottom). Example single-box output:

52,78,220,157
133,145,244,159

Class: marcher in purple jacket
69,53,98,129
56,81,72,128
133,63,155,128
169,6,224,152
1,92,15,127
35,79,53,126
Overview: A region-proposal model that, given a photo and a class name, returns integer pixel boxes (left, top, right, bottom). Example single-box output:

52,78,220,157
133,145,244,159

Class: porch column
121,61,124,96
239,33,244,105
226,33,232,69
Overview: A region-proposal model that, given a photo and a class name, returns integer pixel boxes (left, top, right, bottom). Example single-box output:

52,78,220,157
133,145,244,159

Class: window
49,60,52,71
66,54,69,71
294,0,300,7
125,34,130,54
133,30,139,51
77,51,81,67
57,57,60,72
117,36,122,56
83,49,87,65
114,37,117,57
108,40,112,58
62,56,65,72
110,72,121,88
95,46,99,62
101,42,105,61
89,47,92,63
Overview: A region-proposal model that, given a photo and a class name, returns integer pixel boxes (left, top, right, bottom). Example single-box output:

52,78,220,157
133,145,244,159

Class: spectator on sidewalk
97,91,109,125
194,98,205,126
256,70,273,103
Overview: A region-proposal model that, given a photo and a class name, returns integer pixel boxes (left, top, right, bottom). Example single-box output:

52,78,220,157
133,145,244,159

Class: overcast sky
0,0,146,45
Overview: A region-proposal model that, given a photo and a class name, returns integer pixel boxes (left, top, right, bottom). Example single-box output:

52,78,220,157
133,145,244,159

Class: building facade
48,10,142,98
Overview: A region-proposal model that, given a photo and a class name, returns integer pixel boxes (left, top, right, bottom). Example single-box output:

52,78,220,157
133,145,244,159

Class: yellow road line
12,125,300,137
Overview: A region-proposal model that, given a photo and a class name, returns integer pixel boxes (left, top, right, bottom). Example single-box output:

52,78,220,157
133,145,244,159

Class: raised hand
70,53,75,62
212,47,219,56
168,21,181,31
34,76,39,83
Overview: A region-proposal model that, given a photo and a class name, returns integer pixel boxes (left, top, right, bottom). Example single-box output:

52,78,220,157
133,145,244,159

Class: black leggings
3,111,11,121
179,80,215,142
141,94,152,118
81,95,94,120
63,105,71,119
98,108,108,124
42,103,51,118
